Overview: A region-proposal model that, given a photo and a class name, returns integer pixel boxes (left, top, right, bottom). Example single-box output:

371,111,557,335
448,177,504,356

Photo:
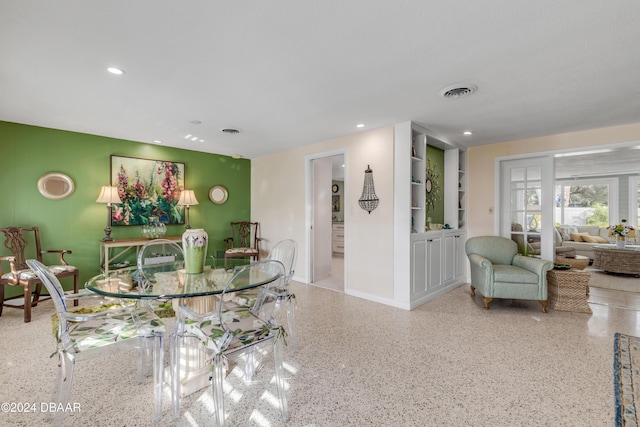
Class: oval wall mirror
209,185,229,204
37,172,75,200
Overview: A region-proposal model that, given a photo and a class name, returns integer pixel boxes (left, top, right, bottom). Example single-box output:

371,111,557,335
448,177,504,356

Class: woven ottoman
554,254,590,270
547,269,592,313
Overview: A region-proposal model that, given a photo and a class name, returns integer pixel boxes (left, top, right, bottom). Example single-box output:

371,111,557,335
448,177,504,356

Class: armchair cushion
493,265,540,284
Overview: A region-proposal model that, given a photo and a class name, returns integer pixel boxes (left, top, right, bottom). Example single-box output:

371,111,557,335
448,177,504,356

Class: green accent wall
0,121,251,297
426,145,445,224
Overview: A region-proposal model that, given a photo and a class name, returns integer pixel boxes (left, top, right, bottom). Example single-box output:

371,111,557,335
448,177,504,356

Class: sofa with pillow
556,225,611,260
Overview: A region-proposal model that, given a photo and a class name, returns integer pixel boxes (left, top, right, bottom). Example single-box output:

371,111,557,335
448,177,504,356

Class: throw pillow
559,226,578,241
582,235,608,243
570,233,584,242
570,232,591,242
557,227,569,241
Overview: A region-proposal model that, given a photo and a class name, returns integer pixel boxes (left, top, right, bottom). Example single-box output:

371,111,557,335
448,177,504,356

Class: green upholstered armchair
465,236,554,312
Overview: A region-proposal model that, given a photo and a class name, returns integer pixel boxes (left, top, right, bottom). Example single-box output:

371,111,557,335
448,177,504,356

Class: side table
547,269,592,314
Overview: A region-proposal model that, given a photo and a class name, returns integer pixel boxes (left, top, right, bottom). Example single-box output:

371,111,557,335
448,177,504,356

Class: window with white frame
555,178,618,227
630,176,640,229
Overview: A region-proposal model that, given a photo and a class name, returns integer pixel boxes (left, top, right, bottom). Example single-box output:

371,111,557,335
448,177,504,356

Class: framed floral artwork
110,155,185,226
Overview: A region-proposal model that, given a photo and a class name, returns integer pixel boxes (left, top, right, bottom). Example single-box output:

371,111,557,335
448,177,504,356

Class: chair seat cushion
493,265,540,284
67,309,165,353
2,265,77,283
225,248,258,255
184,305,272,354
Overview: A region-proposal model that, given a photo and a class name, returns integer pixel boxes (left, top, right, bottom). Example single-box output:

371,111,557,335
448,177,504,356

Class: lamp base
102,226,114,242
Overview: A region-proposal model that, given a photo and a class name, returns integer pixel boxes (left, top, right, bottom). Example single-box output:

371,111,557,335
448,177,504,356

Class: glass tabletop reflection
85,264,279,300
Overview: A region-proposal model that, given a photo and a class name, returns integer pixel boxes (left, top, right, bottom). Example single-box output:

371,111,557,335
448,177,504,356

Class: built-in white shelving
394,121,468,310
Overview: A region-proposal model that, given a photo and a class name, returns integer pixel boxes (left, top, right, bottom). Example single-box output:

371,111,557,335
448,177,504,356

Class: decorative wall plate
209,185,228,204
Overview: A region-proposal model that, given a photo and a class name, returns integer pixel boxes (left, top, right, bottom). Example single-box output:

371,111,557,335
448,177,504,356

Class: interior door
312,157,332,281
499,156,554,261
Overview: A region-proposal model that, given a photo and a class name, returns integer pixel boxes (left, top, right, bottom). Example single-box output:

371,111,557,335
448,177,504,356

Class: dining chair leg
170,332,181,420
0,284,4,316
285,295,297,350
245,349,256,380
152,335,164,421
50,352,75,426
212,354,226,427
23,285,33,323
273,338,289,422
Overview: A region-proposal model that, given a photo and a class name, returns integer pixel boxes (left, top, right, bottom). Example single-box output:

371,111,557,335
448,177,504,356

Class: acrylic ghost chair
136,238,185,313
263,239,298,348
26,259,165,426
170,259,289,426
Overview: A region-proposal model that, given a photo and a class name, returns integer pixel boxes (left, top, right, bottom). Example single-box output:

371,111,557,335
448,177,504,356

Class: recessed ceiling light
232,154,242,159
356,124,365,128
184,134,192,139
190,136,198,141
463,131,473,136
107,67,125,75
153,140,162,144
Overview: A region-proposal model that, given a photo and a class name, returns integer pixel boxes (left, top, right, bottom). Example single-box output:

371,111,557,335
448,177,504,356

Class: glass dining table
85,263,279,301
84,262,281,397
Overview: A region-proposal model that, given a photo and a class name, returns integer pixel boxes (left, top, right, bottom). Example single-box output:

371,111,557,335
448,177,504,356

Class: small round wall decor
209,185,229,204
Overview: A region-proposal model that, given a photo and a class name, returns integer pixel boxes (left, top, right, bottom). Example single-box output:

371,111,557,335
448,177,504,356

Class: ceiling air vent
220,128,241,134
439,84,477,99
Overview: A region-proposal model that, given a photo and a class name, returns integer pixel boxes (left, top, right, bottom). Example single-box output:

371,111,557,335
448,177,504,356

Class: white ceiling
2,2,640,159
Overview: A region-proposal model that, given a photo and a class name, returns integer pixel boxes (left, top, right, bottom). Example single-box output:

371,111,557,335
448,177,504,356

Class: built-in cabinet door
426,235,443,290
411,239,427,295
443,231,467,285
443,234,456,283
455,232,467,280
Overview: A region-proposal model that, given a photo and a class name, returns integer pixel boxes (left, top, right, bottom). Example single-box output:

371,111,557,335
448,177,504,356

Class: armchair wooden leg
540,300,548,313
470,285,475,297
482,297,493,310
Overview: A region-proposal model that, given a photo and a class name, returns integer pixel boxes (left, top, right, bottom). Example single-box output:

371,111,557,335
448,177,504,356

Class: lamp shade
178,190,199,206
96,186,122,204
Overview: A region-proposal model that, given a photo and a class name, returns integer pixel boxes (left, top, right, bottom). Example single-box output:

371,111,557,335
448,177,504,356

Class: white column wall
251,126,397,303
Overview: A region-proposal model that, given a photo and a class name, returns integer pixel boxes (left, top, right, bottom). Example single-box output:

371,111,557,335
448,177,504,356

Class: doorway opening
307,151,345,293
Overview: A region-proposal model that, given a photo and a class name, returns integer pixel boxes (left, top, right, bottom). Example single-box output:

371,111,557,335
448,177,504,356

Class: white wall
252,126,396,302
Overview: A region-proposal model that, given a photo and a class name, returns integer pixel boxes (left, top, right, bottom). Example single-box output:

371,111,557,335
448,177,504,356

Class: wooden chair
0,226,78,322
223,222,262,269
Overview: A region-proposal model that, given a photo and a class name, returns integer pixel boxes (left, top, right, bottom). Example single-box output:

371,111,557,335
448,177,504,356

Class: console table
100,236,182,274
592,245,640,276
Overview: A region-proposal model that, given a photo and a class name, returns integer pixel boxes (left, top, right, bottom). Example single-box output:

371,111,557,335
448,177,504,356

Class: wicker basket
547,270,592,313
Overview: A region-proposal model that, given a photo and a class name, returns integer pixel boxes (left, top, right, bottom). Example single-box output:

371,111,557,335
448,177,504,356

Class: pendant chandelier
358,164,379,214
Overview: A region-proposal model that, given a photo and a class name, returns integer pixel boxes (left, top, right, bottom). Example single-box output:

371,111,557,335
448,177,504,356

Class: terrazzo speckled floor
1,278,638,426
